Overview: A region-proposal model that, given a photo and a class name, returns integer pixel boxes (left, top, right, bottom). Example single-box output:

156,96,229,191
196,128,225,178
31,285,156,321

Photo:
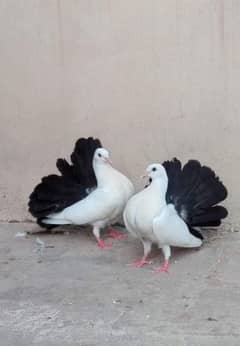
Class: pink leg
96,238,112,249
93,227,112,249
128,256,152,267
129,240,153,267
107,228,127,240
153,260,169,273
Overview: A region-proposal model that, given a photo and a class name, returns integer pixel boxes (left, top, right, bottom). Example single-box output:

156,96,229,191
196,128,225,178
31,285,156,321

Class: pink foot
153,260,169,273
107,229,127,240
97,238,112,249
128,257,152,267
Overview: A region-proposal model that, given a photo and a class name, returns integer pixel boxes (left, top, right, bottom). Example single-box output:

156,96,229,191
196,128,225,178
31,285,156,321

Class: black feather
56,137,102,186
188,226,204,240
28,174,87,218
28,137,102,227
56,159,74,180
189,206,228,226
163,158,228,230
37,218,57,230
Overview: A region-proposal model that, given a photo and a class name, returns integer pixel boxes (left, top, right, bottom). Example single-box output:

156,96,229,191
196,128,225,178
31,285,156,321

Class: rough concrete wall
0,1,239,224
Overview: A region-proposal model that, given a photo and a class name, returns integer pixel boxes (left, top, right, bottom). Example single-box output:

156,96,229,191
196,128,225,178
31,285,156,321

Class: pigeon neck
93,161,116,187
150,176,168,201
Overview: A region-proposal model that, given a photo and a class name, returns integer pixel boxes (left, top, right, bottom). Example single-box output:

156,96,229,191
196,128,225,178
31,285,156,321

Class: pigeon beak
141,173,148,179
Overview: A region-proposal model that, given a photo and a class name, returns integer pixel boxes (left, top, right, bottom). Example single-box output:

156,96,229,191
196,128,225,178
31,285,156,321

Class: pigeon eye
98,153,102,158
152,167,156,172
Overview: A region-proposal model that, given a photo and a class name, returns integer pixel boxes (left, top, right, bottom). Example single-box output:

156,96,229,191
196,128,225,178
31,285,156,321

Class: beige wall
0,1,239,225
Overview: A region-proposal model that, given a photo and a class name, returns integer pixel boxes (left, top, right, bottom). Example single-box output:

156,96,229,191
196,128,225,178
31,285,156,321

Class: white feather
44,154,134,230
153,204,202,248
123,180,165,241
124,163,202,264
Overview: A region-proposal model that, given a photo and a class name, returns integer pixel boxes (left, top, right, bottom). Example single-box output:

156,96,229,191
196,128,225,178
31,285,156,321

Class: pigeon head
145,163,167,181
94,148,112,165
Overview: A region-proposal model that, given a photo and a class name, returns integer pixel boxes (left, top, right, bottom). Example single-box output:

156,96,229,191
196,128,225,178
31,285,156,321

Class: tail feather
181,160,202,196
29,200,59,216
195,220,221,227
29,175,87,220
189,166,227,210
163,158,228,229
28,137,102,228
56,137,102,186
31,175,83,202
190,206,228,226
56,159,75,181
162,158,182,204
69,137,102,187
188,226,204,240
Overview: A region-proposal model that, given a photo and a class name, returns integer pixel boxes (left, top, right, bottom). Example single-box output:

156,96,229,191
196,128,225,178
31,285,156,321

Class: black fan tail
68,137,102,186
164,158,228,229
56,159,74,180
29,137,102,227
28,175,87,224
190,206,228,227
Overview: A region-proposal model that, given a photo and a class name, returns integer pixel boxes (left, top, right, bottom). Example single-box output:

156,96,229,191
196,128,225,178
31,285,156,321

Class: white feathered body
153,204,202,247
45,163,134,228
124,181,165,242
124,178,202,248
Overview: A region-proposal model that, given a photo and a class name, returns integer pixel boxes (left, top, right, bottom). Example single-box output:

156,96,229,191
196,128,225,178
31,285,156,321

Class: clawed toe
97,240,112,248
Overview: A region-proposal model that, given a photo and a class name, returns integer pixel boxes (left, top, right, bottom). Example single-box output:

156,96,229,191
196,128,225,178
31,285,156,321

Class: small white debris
36,238,45,247
15,232,27,238
112,299,122,304
146,314,150,319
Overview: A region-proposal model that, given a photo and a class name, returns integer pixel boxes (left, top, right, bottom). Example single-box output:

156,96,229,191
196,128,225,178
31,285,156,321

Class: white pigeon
29,137,134,248
124,159,228,272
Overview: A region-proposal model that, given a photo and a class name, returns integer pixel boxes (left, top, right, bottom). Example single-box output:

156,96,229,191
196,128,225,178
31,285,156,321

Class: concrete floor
0,222,239,346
